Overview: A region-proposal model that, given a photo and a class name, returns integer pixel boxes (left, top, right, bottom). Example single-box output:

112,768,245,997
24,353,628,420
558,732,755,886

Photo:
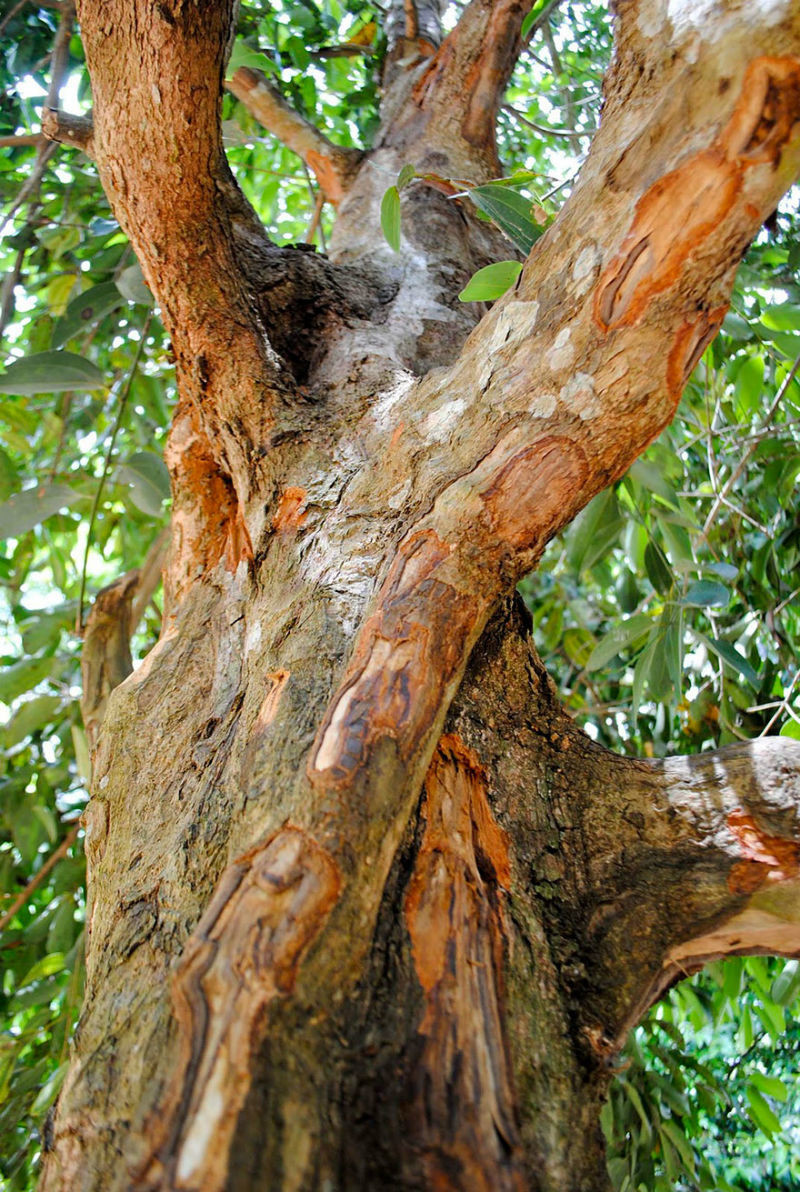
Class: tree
1,0,800,1188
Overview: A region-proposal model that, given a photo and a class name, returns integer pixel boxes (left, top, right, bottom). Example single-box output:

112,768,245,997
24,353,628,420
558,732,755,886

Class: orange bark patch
309,531,478,786
481,436,588,551
224,503,254,572
138,827,340,1191
254,669,290,731
272,486,308,534
667,306,728,397
403,734,522,1190
306,149,345,205
721,56,800,167
595,56,800,334
594,152,740,331
726,808,800,894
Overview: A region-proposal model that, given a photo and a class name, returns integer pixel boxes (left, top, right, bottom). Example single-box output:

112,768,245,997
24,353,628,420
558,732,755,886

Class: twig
77,313,152,633
305,188,325,246
503,103,592,140
0,133,43,148
0,0,30,38
0,824,80,934
522,0,564,45
702,350,800,538
0,242,27,345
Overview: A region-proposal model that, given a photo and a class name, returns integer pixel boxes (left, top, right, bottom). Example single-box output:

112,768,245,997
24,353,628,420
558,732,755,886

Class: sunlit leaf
458,260,522,302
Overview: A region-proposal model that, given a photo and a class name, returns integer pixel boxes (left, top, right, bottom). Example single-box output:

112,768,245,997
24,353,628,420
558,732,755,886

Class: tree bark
41,2,800,1189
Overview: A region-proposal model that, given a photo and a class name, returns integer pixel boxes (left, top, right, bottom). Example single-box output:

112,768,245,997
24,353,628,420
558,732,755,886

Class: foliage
0,1,798,1188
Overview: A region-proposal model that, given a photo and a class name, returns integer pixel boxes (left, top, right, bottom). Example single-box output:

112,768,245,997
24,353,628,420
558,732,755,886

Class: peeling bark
44,2,800,1190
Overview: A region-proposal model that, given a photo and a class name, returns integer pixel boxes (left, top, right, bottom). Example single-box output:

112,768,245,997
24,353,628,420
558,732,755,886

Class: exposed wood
38,2,800,1189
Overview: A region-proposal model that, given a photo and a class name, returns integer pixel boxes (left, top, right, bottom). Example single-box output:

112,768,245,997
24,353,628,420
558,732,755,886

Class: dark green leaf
746,1086,781,1137
684,580,730,607
586,613,652,672
0,351,105,395
468,184,541,254
51,282,124,349
0,484,82,539
115,450,170,516
644,540,672,594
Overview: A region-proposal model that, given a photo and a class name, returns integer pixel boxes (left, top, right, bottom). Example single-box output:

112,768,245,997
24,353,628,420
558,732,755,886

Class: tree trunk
41,2,800,1189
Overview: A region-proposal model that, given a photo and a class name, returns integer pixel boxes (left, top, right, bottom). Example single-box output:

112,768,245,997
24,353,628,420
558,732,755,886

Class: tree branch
224,67,362,204
574,738,800,1054
406,0,530,170
41,107,95,157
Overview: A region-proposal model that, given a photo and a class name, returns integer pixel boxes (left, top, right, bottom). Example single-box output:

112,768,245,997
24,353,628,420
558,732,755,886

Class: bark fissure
42,2,800,1189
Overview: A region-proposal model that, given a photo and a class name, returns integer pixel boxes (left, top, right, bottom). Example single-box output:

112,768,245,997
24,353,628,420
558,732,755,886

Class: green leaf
0,483,83,539
749,1071,788,1102
780,718,800,740
226,39,279,78
468,184,541,254
746,1085,782,1137
0,351,105,395
659,1118,695,1174
31,1062,68,1116
684,580,730,608
458,260,523,302
396,163,415,189
704,636,759,688
771,959,800,1005
644,540,673,594
115,450,171,516
115,262,153,305
380,185,401,252
3,694,62,747
51,282,124,349
586,613,652,672
563,627,594,668
521,0,548,39
0,655,56,704
17,952,66,988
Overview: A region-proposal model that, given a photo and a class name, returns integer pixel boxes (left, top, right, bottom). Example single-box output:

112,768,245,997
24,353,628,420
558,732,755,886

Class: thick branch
573,738,800,1053
225,67,363,204
400,0,530,170
75,0,284,506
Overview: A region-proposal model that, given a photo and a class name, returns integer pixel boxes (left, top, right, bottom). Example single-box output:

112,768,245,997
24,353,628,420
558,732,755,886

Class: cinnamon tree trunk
40,2,800,1190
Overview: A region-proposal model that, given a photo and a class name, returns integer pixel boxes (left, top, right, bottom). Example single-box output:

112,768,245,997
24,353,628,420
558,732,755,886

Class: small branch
503,103,592,140
0,242,27,346
0,824,80,935
225,67,363,204
46,1,75,111
3,140,57,225
41,108,95,158
0,133,43,148
702,351,800,538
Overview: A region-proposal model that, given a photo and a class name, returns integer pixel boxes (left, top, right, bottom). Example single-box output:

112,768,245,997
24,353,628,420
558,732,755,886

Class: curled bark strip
309,531,477,787
404,734,523,1191
137,827,340,1192
666,305,728,396
595,55,800,332
720,56,800,166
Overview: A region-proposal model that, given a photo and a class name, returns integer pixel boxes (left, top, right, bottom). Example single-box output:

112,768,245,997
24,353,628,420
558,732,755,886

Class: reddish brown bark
40,2,800,1190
